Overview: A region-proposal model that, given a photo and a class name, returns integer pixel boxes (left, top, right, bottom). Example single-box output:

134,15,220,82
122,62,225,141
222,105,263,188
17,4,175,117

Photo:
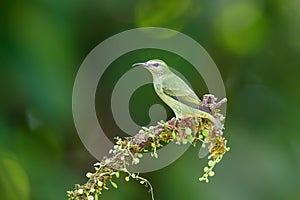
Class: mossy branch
67,94,229,200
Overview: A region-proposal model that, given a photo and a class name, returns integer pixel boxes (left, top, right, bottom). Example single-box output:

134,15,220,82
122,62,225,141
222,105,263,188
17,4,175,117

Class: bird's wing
161,75,211,114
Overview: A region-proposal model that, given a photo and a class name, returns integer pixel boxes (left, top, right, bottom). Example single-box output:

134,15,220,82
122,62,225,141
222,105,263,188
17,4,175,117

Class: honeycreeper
132,59,221,130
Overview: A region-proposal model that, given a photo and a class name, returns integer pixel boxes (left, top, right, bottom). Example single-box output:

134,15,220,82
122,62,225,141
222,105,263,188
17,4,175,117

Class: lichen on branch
67,94,229,200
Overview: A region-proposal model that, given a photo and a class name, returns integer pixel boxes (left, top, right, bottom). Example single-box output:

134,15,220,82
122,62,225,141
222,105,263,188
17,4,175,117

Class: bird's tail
196,109,222,130
207,115,222,130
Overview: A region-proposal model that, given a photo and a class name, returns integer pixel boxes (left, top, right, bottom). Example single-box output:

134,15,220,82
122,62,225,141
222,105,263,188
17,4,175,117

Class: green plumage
132,59,221,129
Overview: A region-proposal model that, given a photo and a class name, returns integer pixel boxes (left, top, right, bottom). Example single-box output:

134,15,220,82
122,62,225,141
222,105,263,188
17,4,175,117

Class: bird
132,59,221,130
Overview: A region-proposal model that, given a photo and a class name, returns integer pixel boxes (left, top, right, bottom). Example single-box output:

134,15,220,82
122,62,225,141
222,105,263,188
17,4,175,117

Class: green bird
132,59,221,130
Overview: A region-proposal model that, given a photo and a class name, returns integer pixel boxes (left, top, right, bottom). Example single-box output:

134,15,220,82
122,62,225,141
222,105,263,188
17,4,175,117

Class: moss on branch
67,95,229,200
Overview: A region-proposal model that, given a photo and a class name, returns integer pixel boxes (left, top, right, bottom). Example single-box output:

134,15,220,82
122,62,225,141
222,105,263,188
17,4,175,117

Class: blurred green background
1,0,300,199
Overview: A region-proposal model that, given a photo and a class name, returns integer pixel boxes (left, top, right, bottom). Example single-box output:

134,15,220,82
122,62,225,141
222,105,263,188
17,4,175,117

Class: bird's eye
153,63,159,67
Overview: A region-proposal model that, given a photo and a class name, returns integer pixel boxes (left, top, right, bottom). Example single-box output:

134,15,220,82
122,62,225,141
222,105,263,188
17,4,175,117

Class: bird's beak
132,62,148,67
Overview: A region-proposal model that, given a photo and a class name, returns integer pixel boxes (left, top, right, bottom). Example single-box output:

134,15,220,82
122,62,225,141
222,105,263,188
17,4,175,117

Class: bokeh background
1,0,300,199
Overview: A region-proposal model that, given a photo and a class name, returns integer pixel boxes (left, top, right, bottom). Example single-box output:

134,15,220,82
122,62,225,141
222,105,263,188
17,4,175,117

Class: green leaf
110,180,118,189
0,153,30,200
202,129,209,137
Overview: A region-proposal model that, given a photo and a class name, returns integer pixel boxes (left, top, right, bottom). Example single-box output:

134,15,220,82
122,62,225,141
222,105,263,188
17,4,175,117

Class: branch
67,95,229,200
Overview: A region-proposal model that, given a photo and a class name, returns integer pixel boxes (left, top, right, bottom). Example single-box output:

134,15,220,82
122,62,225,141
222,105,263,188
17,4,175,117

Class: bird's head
132,59,170,76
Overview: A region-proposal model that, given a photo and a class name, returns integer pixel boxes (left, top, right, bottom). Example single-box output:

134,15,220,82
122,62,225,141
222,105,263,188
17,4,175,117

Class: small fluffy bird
132,59,221,130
